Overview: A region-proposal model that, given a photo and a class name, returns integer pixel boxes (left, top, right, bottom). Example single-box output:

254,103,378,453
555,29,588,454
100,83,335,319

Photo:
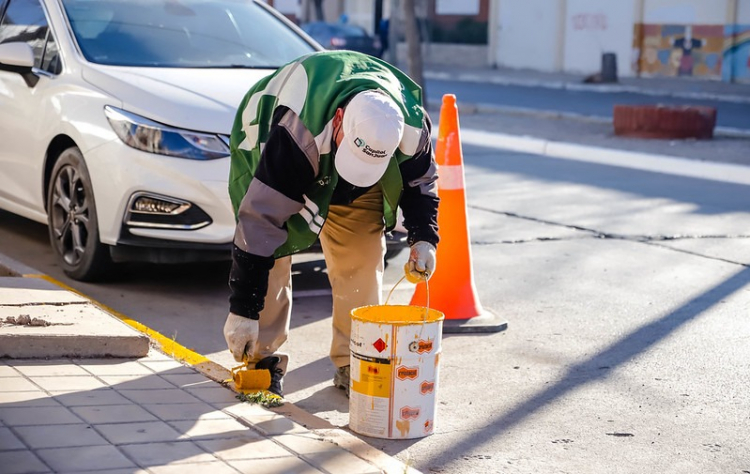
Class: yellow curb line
19,274,416,473
24,273,211,368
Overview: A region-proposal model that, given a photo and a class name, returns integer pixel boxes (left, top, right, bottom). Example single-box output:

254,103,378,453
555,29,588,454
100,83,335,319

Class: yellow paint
26,274,211,367
351,305,444,325
395,419,410,437
231,363,271,391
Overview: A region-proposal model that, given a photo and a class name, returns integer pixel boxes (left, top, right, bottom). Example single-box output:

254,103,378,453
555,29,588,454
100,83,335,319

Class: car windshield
61,0,316,67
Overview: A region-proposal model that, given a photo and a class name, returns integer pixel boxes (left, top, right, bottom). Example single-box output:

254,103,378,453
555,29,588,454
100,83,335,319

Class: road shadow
461,141,750,216
378,266,750,469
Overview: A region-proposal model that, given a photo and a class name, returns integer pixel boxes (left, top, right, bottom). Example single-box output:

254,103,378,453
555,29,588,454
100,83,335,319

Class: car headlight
104,106,229,160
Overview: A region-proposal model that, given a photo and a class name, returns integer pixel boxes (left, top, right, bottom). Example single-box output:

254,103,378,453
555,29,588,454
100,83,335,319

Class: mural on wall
633,24,724,78
723,25,750,83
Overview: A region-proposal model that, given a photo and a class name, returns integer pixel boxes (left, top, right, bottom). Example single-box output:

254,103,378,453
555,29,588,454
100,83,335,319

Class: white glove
223,312,259,363
404,241,436,283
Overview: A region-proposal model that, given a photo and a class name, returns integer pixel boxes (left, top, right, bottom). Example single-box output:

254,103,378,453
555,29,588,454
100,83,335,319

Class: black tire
47,147,113,281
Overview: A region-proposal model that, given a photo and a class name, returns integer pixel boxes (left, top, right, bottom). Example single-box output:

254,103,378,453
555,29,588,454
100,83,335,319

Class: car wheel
47,147,113,281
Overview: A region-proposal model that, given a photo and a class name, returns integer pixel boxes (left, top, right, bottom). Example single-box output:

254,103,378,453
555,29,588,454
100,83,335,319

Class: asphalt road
425,79,750,130
1,129,749,473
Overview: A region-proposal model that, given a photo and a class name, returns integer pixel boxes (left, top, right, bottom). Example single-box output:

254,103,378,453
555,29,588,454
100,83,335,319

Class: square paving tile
71,404,158,424
229,456,324,474
96,421,182,445
13,363,89,377
143,403,231,422
77,360,153,376
170,418,254,440
196,436,289,461
0,377,39,392
99,375,177,390
0,406,81,426
0,366,19,377
142,361,198,375
303,450,382,474
275,433,342,454
0,449,50,474
219,402,275,418
0,391,60,407
89,470,150,474
184,387,239,405
147,461,240,474
238,414,309,436
141,360,198,375
36,445,135,472
161,374,216,389
50,389,134,407
119,441,215,466
0,426,25,450
14,424,108,449
117,389,202,405
141,351,172,361
32,376,107,391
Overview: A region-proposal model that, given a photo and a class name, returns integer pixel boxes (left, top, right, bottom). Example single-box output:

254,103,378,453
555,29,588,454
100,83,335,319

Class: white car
0,0,320,280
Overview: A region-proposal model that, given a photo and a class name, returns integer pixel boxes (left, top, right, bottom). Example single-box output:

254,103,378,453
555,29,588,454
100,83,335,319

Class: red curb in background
613,104,717,139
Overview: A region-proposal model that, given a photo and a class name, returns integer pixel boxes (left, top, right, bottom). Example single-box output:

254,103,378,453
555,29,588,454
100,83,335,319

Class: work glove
223,312,259,363
404,241,436,284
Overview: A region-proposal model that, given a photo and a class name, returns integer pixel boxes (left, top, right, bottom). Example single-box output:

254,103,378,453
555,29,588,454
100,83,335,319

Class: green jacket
229,50,426,258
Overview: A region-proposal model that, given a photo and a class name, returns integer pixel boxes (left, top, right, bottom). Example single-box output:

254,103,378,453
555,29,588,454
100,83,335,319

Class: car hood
82,65,276,134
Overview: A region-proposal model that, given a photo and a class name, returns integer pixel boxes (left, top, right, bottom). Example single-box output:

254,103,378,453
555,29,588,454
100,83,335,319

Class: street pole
403,0,425,94
387,0,399,66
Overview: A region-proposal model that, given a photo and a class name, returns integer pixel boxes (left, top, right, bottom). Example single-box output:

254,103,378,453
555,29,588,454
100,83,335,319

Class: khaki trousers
253,185,385,369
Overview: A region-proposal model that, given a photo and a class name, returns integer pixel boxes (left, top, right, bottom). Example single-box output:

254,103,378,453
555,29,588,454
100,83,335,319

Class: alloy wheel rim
50,164,91,266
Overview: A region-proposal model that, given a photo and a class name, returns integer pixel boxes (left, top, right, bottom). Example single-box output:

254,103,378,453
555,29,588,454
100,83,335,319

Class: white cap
335,91,405,187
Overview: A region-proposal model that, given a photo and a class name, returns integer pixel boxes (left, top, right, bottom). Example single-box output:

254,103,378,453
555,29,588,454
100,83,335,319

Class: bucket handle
385,274,430,323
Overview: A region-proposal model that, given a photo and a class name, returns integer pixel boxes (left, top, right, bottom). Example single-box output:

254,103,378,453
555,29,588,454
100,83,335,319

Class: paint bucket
348,304,444,439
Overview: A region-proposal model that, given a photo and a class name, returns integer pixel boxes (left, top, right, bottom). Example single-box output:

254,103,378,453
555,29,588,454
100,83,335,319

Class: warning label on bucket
351,352,392,398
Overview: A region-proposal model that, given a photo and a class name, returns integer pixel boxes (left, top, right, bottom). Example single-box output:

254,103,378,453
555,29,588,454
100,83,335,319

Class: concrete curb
459,128,750,186
0,260,151,358
426,99,750,139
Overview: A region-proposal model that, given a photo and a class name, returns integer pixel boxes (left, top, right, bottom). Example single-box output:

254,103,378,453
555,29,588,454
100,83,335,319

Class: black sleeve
228,245,275,319
398,117,440,247
228,117,315,319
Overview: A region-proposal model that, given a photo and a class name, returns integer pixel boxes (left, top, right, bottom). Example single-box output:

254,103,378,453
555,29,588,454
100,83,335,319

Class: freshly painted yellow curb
25,273,211,368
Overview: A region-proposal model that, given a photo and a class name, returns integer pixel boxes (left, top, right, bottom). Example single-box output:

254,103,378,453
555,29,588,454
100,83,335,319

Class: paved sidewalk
423,64,750,104
0,255,416,474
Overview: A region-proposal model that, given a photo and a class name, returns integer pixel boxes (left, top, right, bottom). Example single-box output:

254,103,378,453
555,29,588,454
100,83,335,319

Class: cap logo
353,137,387,159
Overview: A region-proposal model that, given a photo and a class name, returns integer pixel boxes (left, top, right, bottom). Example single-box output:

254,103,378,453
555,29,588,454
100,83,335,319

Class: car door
0,0,62,219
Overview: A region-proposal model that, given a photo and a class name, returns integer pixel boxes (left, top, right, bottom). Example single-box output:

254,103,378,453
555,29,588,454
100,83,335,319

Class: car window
62,0,316,68
0,0,48,68
39,27,60,73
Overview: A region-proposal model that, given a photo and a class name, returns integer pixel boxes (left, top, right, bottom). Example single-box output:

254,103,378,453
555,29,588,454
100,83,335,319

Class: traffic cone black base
442,309,508,334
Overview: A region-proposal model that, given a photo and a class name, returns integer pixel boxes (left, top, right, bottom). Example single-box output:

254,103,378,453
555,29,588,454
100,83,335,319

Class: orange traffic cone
410,94,507,333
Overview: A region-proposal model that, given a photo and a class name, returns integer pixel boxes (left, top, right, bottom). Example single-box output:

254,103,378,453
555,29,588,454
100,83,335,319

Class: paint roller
231,361,271,393
231,353,288,394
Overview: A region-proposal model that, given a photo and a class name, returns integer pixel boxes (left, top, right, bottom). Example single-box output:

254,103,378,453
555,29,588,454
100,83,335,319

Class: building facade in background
490,0,749,83
264,0,750,84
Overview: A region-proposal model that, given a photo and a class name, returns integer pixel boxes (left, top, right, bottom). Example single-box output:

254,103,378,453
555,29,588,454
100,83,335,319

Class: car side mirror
0,42,39,87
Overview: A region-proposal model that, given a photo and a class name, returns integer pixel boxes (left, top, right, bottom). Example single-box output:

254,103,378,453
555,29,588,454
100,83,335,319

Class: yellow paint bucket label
349,305,444,439
351,353,391,398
